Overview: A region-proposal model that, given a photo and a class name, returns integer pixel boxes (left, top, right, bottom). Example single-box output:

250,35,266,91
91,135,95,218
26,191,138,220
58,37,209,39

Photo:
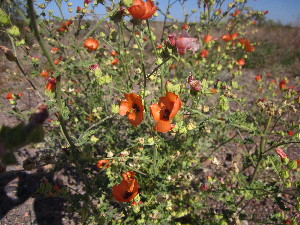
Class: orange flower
231,8,241,17
84,38,99,51
51,47,59,54
238,38,254,52
57,27,66,33
46,77,56,92
127,0,157,20
110,50,117,56
53,58,60,65
182,23,189,30
122,171,135,181
237,58,245,66
169,64,175,70
150,92,182,133
222,33,238,42
255,74,262,82
97,160,111,169
61,20,72,29
4,93,13,99
203,34,212,43
119,93,144,126
210,88,217,94
111,58,119,65
40,70,49,77
199,49,208,58
279,79,286,90
112,178,139,202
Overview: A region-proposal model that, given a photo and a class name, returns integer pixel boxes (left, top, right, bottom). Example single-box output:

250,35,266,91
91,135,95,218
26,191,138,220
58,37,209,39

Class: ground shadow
0,168,68,224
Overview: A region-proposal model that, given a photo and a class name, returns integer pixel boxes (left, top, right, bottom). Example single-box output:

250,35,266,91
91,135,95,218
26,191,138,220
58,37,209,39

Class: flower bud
219,95,229,111
279,170,289,179
287,160,297,170
0,8,10,25
284,180,292,188
281,157,289,165
6,26,20,37
122,0,133,7
296,202,300,212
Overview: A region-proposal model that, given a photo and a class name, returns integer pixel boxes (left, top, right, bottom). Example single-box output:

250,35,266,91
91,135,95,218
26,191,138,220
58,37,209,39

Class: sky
37,0,300,25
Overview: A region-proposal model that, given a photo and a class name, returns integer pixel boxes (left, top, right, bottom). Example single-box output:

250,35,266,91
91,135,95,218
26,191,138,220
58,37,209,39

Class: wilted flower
0,46,17,61
88,64,99,70
168,30,200,55
188,74,201,92
275,147,287,159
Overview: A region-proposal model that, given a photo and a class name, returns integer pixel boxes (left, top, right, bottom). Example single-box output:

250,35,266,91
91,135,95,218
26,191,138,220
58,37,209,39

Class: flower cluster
119,92,182,133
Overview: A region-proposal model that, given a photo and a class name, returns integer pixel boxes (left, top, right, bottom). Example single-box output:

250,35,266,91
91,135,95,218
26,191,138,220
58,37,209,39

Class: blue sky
38,0,300,25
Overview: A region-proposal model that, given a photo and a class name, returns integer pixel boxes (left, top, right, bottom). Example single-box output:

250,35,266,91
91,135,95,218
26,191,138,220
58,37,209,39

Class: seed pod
0,46,17,61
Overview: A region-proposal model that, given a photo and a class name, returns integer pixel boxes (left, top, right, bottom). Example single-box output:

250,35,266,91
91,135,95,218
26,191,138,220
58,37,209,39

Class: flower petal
169,95,182,119
128,4,146,19
150,103,161,121
119,100,132,116
158,96,173,112
140,1,157,20
154,120,172,133
128,111,143,126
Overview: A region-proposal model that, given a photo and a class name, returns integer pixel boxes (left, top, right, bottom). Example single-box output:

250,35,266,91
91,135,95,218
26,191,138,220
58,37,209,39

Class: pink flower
168,30,199,55
275,147,287,159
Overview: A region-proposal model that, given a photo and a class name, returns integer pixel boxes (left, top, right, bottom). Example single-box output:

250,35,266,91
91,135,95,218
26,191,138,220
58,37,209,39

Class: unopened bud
6,26,20,37
0,8,10,25
279,170,289,179
287,160,297,170
281,157,289,165
122,0,133,7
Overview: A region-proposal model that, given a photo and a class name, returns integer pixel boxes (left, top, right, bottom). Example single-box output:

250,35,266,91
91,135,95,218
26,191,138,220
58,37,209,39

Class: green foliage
0,0,299,224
